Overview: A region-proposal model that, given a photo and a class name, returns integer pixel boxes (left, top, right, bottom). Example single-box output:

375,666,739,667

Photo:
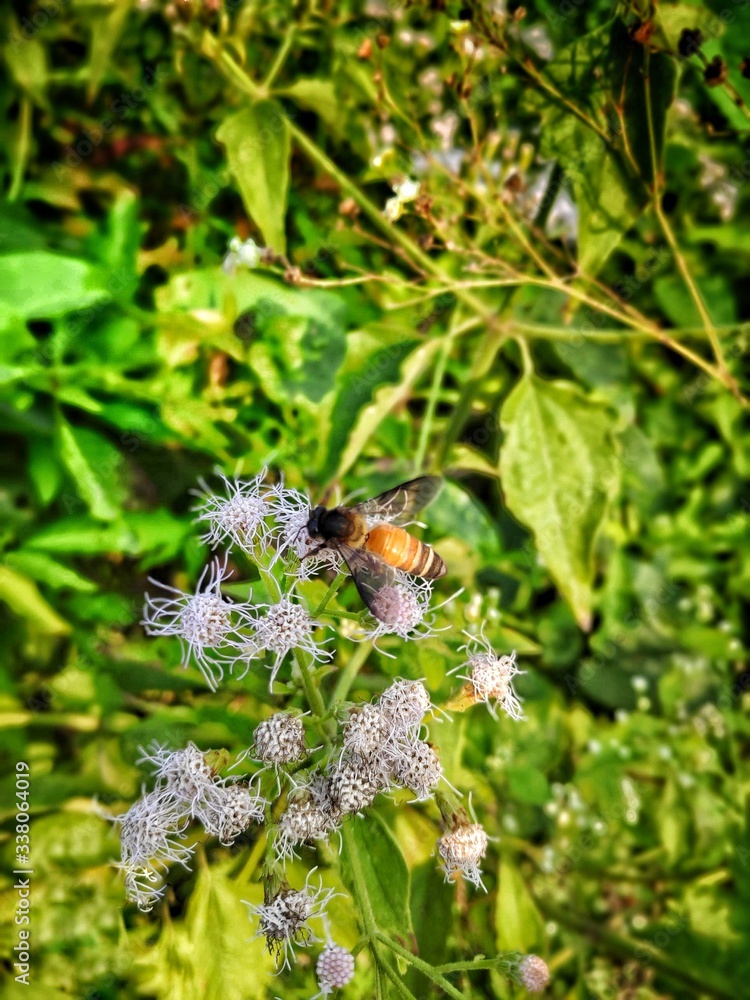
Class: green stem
312,572,347,617
378,952,422,1000
328,640,373,709
375,932,467,1000
414,318,458,474
9,96,31,203
293,648,327,721
199,30,496,326
262,24,296,92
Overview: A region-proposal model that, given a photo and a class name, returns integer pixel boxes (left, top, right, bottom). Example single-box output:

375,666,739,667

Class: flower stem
374,931,466,1000
329,640,373,709
312,573,347,617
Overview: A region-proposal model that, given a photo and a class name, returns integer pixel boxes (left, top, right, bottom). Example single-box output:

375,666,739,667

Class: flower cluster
450,630,525,720
271,678,441,864
113,743,266,910
142,471,441,692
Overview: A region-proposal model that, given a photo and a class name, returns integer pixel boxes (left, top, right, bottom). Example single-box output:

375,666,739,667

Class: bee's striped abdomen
366,525,446,580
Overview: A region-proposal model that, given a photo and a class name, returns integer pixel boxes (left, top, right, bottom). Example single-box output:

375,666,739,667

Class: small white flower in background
245,871,339,970
242,595,333,688
515,954,551,993
393,176,420,202
192,469,278,556
142,558,253,691
314,944,356,996
455,631,525,720
383,176,421,221
437,821,489,891
223,235,262,273
252,712,308,767
360,574,436,644
383,195,404,222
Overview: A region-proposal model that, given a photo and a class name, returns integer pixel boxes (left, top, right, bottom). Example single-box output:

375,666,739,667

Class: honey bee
306,476,446,621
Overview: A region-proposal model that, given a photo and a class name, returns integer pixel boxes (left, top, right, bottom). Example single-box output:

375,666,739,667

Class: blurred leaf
4,550,97,592
4,36,49,108
0,253,109,326
0,564,70,634
500,376,620,629
216,100,290,254
343,814,414,938
86,0,135,101
27,436,63,506
495,856,544,952
278,78,343,134
56,418,122,521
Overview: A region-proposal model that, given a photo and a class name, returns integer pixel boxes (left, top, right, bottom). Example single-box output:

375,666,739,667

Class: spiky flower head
437,821,489,890
196,782,266,844
274,782,339,861
455,631,524,720
341,703,391,757
378,678,433,738
142,558,253,690
516,954,550,993
243,595,333,688
192,469,278,556
136,742,215,807
315,944,356,995
326,757,383,816
391,740,442,801
362,574,435,641
252,712,307,767
246,874,338,970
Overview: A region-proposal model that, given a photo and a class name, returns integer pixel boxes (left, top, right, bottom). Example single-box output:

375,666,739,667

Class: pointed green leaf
0,565,70,634
56,418,121,521
216,101,290,254
499,376,620,630
343,813,414,938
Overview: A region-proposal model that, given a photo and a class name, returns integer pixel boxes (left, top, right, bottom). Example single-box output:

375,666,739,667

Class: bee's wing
336,543,397,621
350,476,442,527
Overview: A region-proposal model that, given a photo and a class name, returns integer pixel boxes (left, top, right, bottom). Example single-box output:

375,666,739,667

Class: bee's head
306,505,327,538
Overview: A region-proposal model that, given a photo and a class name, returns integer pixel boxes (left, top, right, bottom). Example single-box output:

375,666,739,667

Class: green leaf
343,813,414,938
495,856,544,952
4,36,49,108
4,550,97,593
499,376,620,629
27,436,63,506
56,418,121,521
86,0,134,101
0,564,70,634
0,252,109,324
278,78,343,134
216,101,290,254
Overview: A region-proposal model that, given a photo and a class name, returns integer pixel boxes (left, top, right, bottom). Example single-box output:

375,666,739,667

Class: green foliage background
1,0,749,997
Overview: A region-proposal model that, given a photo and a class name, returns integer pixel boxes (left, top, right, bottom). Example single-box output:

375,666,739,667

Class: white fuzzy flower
274,781,340,862
245,872,339,970
192,469,278,555
378,678,433,738
136,742,215,808
437,821,489,890
113,787,195,910
242,595,333,688
326,757,384,816
391,740,442,800
252,712,308,767
142,558,253,690
455,631,524,720
197,781,266,844
517,954,550,992
383,195,404,221
359,574,436,643
341,703,391,757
